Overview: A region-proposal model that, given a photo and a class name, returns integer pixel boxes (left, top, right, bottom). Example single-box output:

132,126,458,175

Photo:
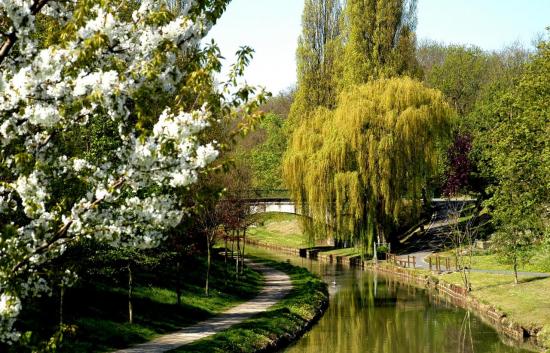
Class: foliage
418,42,531,198
0,0,266,342
283,77,454,248
418,42,529,117
442,132,472,196
472,35,549,283
260,87,294,119
171,257,328,353
246,114,287,190
288,0,342,128
422,45,490,116
339,0,420,87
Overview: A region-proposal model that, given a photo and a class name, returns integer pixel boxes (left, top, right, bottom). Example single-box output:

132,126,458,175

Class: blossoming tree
0,0,262,342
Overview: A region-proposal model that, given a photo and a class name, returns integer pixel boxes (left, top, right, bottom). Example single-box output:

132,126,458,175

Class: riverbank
374,263,550,352
9,252,329,353
245,217,550,352
170,256,329,353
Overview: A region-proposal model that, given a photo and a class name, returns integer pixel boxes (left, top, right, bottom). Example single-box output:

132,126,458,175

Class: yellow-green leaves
284,77,454,246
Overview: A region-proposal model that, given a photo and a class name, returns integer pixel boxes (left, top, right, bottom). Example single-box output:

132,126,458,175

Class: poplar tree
288,0,342,127
340,0,420,86
283,78,454,248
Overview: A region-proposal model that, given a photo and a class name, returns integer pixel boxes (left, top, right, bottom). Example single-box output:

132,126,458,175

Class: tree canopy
340,0,420,86
283,77,454,248
289,0,342,127
0,0,265,342
469,37,549,280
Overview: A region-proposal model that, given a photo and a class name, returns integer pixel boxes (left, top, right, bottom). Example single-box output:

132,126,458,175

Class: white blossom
0,0,262,343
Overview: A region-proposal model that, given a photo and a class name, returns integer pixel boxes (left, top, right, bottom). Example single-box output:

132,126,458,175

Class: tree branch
11,176,125,274
0,0,51,65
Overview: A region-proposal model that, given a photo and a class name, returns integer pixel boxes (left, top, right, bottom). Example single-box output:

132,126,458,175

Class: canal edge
246,239,548,353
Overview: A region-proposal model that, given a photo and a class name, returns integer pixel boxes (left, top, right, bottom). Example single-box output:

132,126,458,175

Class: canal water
246,246,535,353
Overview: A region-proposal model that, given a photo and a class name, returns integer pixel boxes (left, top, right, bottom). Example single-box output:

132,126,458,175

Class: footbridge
242,190,474,218
239,189,299,215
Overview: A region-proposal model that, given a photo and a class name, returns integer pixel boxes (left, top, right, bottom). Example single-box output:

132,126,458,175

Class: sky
206,0,550,95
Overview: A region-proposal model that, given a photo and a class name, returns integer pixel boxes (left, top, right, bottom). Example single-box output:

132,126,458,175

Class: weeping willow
283,77,454,251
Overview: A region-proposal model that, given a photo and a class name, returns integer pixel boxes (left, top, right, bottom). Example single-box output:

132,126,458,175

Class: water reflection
246,247,533,353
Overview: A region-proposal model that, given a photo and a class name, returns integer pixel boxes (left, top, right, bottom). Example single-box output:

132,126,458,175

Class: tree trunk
241,229,246,275
59,284,64,327
231,234,235,262
236,230,240,280
224,235,228,265
176,260,181,305
513,258,519,285
224,235,228,285
128,264,133,324
205,233,211,296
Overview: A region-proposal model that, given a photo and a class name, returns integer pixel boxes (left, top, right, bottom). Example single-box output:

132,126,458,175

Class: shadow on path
112,262,293,353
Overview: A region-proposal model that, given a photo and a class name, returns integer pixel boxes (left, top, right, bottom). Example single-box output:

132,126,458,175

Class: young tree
283,77,454,249
445,202,479,291
0,0,265,342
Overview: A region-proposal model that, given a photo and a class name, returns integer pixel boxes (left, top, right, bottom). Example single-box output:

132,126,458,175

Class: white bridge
247,198,474,217
249,200,297,215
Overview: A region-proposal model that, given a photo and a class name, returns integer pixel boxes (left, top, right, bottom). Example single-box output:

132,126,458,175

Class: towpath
112,261,292,353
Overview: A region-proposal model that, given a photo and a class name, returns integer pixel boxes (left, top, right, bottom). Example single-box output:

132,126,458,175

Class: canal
246,246,535,353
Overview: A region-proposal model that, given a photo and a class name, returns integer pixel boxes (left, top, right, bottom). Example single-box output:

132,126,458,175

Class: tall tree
289,0,342,127
474,36,549,283
283,77,454,248
0,0,266,342
340,0,420,87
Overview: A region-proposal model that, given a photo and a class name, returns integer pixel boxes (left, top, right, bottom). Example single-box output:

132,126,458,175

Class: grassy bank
170,256,329,353
248,213,366,258
10,255,263,353
248,213,309,248
249,215,550,350
427,250,550,273
377,262,550,350
438,271,550,349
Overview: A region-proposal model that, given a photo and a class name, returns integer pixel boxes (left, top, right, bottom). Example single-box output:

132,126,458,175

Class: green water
246,247,535,353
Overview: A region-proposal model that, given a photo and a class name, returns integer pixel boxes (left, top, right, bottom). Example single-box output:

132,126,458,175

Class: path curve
112,261,293,353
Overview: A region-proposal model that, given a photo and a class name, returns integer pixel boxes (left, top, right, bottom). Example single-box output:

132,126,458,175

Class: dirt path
112,261,293,353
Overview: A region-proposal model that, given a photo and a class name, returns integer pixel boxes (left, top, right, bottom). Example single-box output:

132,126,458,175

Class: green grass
384,259,550,350
439,272,550,348
428,250,550,273
11,256,263,353
248,213,310,248
170,254,328,353
320,247,364,257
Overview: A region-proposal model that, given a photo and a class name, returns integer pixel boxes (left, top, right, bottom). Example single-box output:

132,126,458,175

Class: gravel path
112,261,293,353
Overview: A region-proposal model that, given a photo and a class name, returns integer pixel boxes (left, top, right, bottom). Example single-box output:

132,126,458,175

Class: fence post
428,257,432,271
412,256,416,269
